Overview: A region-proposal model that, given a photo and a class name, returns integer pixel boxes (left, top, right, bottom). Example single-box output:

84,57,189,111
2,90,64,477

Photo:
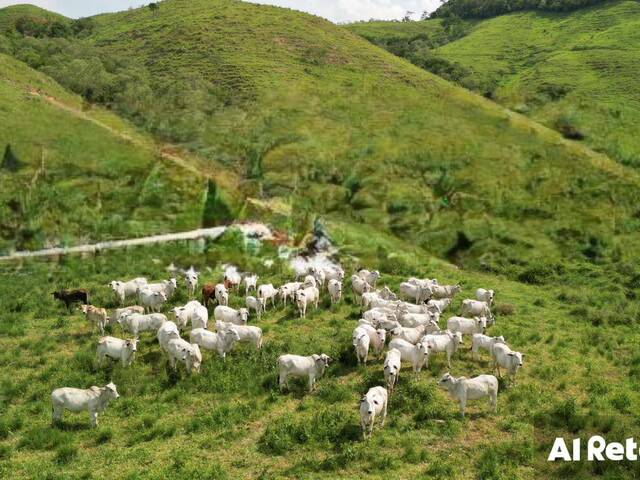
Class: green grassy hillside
348,1,640,168
1,229,639,479
3,0,639,281
0,54,206,253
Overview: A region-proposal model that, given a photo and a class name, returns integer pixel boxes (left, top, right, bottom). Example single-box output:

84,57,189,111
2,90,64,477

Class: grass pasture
0,226,639,479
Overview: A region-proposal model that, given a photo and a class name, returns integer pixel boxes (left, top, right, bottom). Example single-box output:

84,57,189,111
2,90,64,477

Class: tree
402,10,414,22
148,3,160,13
1,145,24,172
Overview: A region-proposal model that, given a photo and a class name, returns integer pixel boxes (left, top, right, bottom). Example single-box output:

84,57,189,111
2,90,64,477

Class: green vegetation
0,225,638,479
348,1,640,168
432,0,608,19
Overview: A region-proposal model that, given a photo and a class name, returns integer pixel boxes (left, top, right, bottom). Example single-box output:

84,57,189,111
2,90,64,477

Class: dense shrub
433,0,607,19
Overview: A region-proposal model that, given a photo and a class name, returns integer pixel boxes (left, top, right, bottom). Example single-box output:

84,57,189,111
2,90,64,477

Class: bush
54,445,78,464
494,303,515,316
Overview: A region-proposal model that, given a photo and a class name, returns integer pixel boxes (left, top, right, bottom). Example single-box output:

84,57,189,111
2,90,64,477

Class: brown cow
202,284,216,308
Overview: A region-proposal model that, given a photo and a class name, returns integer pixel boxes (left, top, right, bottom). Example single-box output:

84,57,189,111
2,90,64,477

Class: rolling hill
347,0,640,168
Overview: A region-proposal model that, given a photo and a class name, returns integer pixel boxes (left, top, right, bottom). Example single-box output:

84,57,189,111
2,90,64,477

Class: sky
0,0,440,22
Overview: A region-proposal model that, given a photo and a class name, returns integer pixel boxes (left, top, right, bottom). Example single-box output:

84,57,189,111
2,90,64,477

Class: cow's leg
459,400,466,418
90,411,98,427
381,400,387,426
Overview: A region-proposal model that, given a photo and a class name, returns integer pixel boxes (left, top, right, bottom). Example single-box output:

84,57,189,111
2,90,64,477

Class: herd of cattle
49,264,524,439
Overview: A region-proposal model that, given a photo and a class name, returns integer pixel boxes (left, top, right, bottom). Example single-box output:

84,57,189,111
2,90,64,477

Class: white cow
184,267,199,299
324,266,345,283
51,382,119,427
243,274,258,294
353,328,371,365
157,321,181,354
279,282,302,306
447,316,487,335
390,323,438,344
383,348,402,393
214,283,229,307
358,269,380,288
120,312,167,337
137,288,168,313
258,284,278,310
388,338,430,372
427,298,451,314
461,300,494,324
223,265,242,291
491,343,524,385
363,308,398,325
213,305,248,325
296,286,320,318
351,275,372,302
190,327,240,359
165,338,202,373
327,279,342,304
144,278,177,299
476,288,495,306
437,373,498,417
96,336,138,367
359,386,388,439
245,296,263,319
303,274,317,288
355,324,387,357
109,305,144,326
311,267,326,290
173,300,209,330
277,353,332,392
399,281,430,304
218,322,263,350
109,277,147,306
430,284,461,299
399,311,439,328
421,331,463,368
471,334,505,359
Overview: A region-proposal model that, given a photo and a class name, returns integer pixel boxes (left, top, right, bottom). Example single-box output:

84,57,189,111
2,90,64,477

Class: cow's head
312,353,331,371
126,338,138,353
104,382,120,399
78,304,89,314
188,344,202,373
509,351,524,368
360,394,379,418
376,329,387,344
475,316,487,333
224,328,241,343
494,335,505,344
437,372,453,389
109,281,121,291
416,342,430,357
238,308,249,324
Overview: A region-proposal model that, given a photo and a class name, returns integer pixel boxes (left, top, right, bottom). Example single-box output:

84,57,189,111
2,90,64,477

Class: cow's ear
520,353,525,357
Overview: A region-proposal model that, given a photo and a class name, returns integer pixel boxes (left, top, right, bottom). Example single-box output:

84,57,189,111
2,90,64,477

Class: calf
353,328,371,365
476,288,495,306
214,283,229,307
360,386,388,440
296,286,320,318
491,343,524,386
51,382,119,427
243,274,258,294
190,327,240,359
277,353,331,392
258,284,278,310
279,282,302,306
166,338,202,373
430,284,461,299
202,284,216,308
109,305,144,326
383,348,402,393
137,288,167,313
388,338,430,372
78,304,108,335
437,373,498,417
327,279,342,304
184,267,199,299
471,334,505,359
96,336,138,367
358,269,380,288
355,324,387,358
172,301,208,330
53,289,89,310
351,275,372,303
219,322,263,350
245,296,263,319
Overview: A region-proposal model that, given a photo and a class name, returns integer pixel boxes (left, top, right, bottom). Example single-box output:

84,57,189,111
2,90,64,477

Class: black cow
53,289,90,310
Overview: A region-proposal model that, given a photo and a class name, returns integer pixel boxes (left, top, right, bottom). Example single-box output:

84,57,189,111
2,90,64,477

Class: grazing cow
184,267,199,299
190,328,240,359
53,289,89,310
437,373,498,418
383,348,402,393
109,306,144,326
390,324,438,344
157,321,181,354
78,304,108,335
137,288,168,313
491,343,524,386
447,316,487,335
399,281,430,304
476,288,495,306
360,386,388,440
296,286,320,318
145,278,177,299
243,274,258,295
430,284,461,299
398,311,439,328
279,282,302,306
109,278,147,306
172,301,208,330
421,331,463,368
388,338,430,372
214,283,229,307
277,353,332,392
166,338,202,373
119,312,166,337
358,269,380,288
213,305,248,325
245,296,263,319
96,336,138,367
351,275,372,303
327,279,342,304
257,284,278,310
461,300,494,324
218,322,263,350
471,334,505,359
353,328,371,365
51,382,119,427
201,284,216,308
